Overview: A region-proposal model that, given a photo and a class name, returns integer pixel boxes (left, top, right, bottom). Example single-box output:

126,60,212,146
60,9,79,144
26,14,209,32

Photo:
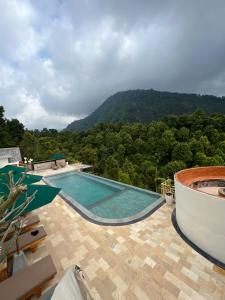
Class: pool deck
28,163,90,177
26,167,225,299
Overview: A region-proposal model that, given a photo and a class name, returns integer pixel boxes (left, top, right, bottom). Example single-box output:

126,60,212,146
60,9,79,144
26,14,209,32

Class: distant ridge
65,89,225,131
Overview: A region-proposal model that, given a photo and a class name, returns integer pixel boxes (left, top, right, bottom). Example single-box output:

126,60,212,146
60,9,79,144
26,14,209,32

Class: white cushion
51,267,84,300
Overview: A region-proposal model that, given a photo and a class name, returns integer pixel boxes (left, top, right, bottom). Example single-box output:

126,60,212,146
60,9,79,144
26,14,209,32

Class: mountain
65,89,225,131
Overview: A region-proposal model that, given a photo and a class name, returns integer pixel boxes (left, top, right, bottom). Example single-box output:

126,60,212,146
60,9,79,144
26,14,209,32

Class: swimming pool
44,171,164,225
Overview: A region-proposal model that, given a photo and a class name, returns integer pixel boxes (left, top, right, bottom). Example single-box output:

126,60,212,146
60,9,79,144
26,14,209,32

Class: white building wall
175,179,225,264
0,157,9,168
0,147,21,163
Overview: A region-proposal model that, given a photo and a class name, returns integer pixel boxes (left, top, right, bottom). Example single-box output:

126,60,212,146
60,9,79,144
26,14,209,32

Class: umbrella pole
16,237,19,254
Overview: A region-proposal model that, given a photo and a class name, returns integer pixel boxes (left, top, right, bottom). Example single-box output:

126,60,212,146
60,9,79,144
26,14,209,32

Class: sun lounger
51,265,93,300
0,255,57,300
6,226,47,257
35,265,93,300
1,215,41,241
20,215,40,233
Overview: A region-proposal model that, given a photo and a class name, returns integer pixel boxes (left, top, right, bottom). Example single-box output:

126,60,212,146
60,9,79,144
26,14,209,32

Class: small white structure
0,155,12,168
0,147,22,168
174,167,225,265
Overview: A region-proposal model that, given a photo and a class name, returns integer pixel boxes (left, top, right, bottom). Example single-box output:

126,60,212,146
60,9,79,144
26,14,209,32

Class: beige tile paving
26,195,225,300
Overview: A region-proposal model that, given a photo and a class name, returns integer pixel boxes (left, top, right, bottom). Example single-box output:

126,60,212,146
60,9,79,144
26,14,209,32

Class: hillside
65,89,225,131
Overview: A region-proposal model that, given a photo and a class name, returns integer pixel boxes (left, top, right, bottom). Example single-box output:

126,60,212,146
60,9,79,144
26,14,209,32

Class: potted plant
164,179,174,205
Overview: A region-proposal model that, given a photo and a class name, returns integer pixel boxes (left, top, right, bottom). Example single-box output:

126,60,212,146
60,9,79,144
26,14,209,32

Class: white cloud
0,0,225,129
15,91,79,129
0,1,39,62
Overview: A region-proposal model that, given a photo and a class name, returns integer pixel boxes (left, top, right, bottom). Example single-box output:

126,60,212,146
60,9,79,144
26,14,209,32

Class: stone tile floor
26,194,225,300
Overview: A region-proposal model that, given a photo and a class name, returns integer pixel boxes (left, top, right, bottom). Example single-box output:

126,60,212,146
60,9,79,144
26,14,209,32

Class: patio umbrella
49,153,65,160
0,165,27,174
0,165,42,186
12,184,61,214
0,166,61,258
0,173,43,199
4,184,61,221
13,173,43,185
0,165,60,218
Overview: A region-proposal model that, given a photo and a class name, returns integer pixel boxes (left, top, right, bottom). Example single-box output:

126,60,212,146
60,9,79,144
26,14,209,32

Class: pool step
87,189,128,209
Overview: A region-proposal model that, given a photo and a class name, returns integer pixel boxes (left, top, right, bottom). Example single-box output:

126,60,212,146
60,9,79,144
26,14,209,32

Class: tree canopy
16,109,225,191
1,106,225,191
0,106,24,147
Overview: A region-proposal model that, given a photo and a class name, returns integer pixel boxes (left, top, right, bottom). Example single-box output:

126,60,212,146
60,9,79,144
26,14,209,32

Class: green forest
1,105,225,191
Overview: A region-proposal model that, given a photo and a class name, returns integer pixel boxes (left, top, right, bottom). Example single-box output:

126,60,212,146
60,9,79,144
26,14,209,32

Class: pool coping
43,171,165,226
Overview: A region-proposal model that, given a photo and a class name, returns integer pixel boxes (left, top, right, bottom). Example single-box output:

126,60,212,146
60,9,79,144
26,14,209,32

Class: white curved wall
175,179,225,264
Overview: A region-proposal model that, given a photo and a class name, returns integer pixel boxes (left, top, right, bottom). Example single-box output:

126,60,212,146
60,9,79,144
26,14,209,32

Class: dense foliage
66,89,225,131
0,106,24,147
17,110,225,191
1,105,225,191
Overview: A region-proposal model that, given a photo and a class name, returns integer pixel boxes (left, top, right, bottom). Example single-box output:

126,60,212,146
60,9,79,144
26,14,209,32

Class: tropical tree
20,132,39,160
162,161,186,179
172,142,193,164
0,172,36,264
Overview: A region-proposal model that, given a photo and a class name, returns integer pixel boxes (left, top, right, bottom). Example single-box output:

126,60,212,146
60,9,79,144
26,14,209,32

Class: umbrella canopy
0,165,60,218
14,184,61,214
0,165,27,174
13,173,42,185
49,153,65,160
0,173,43,199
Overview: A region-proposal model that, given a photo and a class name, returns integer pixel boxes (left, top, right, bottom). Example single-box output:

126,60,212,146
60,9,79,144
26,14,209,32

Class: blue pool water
49,172,122,207
45,171,163,224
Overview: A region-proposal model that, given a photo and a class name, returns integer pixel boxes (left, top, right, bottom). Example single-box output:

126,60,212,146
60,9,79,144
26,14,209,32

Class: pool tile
88,236,100,249
98,258,110,271
181,267,199,283
144,256,157,268
111,275,128,293
163,279,180,297
132,286,149,300
107,229,114,235
116,236,125,244
178,290,192,300
165,250,180,263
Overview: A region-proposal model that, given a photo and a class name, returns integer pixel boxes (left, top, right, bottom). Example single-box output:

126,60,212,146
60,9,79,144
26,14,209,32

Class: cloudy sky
1,1,225,129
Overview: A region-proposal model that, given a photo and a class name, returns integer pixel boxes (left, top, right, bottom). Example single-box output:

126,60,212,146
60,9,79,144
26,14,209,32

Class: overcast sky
1,1,225,129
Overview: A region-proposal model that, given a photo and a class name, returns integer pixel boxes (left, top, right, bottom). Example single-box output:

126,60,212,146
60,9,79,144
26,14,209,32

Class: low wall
175,167,225,264
56,159,66,167
32,158,66,171
33,161,56,171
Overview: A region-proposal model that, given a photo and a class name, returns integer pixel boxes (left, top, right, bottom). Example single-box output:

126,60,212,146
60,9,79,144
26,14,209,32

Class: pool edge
59,191,165,226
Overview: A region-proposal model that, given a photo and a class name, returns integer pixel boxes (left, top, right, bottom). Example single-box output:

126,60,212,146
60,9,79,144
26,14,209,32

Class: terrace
23,165,225,299
0,165,225,300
